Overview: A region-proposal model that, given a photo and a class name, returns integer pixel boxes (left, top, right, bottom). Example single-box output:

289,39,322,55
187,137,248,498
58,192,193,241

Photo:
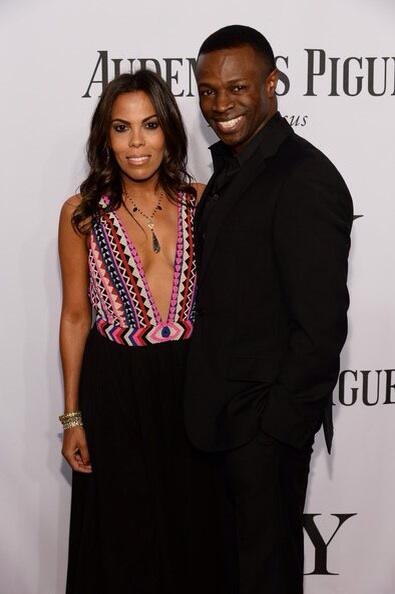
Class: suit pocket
226,354,276,382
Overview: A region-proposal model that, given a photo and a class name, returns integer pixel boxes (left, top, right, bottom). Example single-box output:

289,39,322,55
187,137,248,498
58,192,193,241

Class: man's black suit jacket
185,114,353,453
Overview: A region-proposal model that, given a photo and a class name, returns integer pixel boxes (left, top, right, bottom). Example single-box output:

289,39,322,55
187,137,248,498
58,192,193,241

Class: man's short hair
198,25,275,71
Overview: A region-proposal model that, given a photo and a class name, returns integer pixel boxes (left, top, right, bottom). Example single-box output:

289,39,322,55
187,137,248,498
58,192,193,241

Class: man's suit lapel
195,175,215,227
198,150,266,283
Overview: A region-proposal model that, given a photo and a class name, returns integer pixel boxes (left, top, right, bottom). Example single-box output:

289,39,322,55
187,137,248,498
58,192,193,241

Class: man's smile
214,115,245,134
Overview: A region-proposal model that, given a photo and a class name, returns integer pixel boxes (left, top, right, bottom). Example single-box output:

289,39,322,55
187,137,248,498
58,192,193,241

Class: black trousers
218,431,313,594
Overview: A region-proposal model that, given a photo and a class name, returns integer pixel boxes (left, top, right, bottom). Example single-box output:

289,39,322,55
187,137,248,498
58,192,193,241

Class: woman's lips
214,115,244,134
126,155,150,166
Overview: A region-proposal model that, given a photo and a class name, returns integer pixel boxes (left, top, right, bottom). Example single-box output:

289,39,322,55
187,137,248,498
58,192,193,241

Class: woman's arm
58,196,92,473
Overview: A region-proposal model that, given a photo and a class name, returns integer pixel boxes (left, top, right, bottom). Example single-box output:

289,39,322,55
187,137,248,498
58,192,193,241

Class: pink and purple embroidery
89,194,196,346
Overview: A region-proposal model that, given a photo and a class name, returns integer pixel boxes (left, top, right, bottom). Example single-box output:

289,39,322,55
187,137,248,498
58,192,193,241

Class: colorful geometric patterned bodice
88,194,196,346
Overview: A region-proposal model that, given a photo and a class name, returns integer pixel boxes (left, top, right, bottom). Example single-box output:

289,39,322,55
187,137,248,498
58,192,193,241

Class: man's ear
266,68,279,97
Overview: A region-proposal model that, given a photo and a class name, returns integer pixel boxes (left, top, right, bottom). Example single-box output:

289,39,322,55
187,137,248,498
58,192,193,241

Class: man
185,25,353,594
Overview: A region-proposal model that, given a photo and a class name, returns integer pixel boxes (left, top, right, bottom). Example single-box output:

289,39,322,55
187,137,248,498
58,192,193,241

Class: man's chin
217,131,245,147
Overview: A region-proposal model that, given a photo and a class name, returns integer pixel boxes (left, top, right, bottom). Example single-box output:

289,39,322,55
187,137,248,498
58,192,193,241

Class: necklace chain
123,189,163,254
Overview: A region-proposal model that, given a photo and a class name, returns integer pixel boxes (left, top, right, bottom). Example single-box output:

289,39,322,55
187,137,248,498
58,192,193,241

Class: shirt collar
210,111,282,172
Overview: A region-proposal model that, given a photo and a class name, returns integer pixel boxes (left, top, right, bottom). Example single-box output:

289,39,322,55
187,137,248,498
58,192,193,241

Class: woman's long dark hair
72,70,196,233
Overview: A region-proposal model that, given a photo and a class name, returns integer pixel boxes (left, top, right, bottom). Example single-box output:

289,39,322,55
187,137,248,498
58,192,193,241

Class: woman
58,71,224,594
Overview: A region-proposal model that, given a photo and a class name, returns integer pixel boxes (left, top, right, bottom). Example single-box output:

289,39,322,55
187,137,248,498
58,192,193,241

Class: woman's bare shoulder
62,193,82,213
191,182,206,204
59,194,86,240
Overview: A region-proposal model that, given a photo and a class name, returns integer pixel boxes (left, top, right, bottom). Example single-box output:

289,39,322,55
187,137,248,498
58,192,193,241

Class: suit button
211,193,219,201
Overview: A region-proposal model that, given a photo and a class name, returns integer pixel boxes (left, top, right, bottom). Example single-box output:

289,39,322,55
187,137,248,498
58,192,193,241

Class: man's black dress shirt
199,112,282,241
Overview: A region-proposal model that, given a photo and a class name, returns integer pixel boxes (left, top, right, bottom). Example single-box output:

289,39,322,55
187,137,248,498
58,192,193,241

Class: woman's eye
145,121,159,129
113,124,127,133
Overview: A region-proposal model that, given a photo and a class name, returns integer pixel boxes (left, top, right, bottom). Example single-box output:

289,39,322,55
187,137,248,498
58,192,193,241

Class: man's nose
213,90,235,113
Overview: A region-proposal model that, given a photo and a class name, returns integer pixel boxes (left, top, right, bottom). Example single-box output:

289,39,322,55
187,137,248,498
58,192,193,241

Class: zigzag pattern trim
96,317,193,347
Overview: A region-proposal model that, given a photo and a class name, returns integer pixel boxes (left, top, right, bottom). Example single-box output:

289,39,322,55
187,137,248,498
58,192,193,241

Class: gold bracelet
62,417,84,430
59,411,83,429
59,411,81,422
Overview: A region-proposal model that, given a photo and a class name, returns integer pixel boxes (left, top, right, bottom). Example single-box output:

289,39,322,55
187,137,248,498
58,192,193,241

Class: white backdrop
1,1,394,592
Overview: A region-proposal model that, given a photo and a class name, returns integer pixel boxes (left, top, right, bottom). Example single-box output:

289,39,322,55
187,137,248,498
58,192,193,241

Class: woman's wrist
63,395,79,415
59,410,83,430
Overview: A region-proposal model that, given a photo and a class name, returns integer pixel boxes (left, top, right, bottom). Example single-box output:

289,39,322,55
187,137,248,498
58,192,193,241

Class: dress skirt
66,327,227,594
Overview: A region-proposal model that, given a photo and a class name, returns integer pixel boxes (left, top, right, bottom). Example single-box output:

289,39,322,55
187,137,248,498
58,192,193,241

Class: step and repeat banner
1,0,394,592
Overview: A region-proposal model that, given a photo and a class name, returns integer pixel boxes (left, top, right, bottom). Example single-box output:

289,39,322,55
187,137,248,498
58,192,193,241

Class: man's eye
200,89,214,97
232,85,246,92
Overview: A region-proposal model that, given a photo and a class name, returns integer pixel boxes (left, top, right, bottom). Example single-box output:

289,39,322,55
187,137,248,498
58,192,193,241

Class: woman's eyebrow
111,114,157,124
142,113,158,122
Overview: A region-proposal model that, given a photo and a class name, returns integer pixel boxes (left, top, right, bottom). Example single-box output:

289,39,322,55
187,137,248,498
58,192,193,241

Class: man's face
197,44,278,152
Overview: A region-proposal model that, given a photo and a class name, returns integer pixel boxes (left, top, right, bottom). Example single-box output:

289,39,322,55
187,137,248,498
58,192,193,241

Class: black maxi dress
65,195,227,594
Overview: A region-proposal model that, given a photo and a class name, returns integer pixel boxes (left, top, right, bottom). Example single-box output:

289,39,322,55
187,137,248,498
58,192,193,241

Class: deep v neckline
112,199,181,326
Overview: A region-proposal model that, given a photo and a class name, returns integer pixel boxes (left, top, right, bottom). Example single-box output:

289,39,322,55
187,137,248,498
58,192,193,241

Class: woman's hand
62,426,92,473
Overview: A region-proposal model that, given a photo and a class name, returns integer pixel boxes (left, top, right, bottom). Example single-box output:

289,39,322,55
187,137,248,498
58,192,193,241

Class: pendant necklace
123,189,163,254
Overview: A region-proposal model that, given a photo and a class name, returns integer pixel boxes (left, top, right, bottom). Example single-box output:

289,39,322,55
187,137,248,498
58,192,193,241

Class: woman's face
109,91,166,183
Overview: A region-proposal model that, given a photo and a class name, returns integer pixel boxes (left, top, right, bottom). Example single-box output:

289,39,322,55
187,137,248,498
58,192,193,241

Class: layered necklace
123,188,163,254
